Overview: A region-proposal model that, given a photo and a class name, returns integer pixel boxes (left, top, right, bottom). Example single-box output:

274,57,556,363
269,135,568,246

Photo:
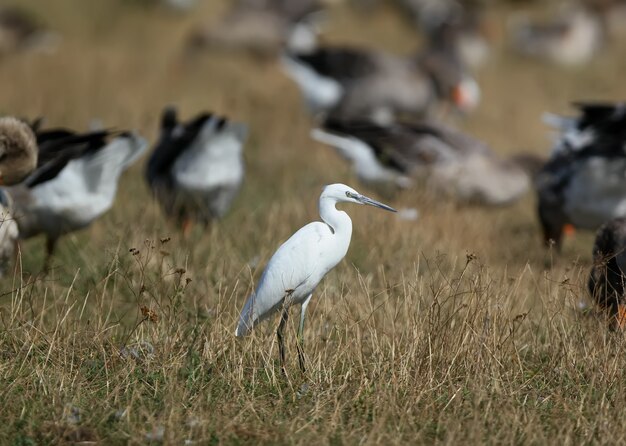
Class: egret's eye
345,191,354,198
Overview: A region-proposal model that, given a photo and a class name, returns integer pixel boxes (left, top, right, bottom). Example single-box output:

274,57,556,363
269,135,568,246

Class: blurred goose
398,0,492,69
588,217,626,330
131,0,197,12
0,117,37,276
146,107,247,233
593,0,626,40
282,41,479,123
186,0,323,58
6,128,147,260
0,6,60,56
536,102,626,248
312,117,537,206
511,7,603,66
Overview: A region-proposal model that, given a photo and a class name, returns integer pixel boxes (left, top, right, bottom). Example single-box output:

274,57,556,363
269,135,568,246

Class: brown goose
0,117,37,276
0,117,37,185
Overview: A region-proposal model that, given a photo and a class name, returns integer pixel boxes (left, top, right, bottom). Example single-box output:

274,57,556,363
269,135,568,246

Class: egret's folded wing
235,221,328,336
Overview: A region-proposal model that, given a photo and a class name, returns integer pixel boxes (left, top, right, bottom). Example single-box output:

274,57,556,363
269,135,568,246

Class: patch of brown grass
1,0,626,444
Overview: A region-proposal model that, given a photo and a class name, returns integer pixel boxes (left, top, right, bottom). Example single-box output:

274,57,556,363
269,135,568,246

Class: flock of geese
0,110,246,269
1,0,626,369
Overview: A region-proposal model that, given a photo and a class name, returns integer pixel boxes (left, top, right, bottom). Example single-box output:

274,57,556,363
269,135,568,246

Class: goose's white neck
319,196,353,237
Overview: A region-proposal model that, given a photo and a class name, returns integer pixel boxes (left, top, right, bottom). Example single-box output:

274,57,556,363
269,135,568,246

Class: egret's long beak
357,194,397,212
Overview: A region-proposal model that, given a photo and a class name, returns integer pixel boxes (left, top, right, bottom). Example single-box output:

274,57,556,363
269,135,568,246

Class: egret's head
322,183,397,212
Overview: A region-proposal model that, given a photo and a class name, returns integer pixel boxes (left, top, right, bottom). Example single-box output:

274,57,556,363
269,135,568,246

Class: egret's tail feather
235,294,256,337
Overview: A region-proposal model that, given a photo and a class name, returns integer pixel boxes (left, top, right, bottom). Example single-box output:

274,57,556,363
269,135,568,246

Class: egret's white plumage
235,183,396,372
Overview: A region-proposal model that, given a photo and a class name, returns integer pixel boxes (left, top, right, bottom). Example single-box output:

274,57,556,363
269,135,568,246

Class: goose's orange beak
563,224,576,237
451,85,470,110
616,305,626,330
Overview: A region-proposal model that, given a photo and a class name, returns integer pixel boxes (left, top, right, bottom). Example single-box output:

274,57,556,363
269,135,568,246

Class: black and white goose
588,217,626,330
312,117,536,206
536,102,626,248
282,38,480,123
146,107,247,233
5,126,147,260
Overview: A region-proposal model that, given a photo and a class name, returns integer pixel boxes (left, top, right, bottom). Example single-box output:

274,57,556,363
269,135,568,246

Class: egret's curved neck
319,196,353,236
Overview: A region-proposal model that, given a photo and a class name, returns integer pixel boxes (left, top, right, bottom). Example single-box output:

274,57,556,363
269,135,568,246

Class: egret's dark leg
277,308,289,374
297,295,312,374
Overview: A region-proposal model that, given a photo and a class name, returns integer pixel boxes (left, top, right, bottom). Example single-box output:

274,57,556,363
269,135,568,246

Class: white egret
235,183,396,373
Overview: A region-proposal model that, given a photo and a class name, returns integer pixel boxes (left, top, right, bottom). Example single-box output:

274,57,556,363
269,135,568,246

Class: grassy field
3,0,626,444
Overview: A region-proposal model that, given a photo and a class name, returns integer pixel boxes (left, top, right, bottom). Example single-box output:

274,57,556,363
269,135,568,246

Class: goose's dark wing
321,118,414,173
146,112,215,183
292,47,381,81
35,128,76,147
573,102,626,139
26,130,114,188
322,118,493,173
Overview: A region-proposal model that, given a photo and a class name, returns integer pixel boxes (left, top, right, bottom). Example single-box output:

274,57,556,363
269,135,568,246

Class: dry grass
2,0,626,444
